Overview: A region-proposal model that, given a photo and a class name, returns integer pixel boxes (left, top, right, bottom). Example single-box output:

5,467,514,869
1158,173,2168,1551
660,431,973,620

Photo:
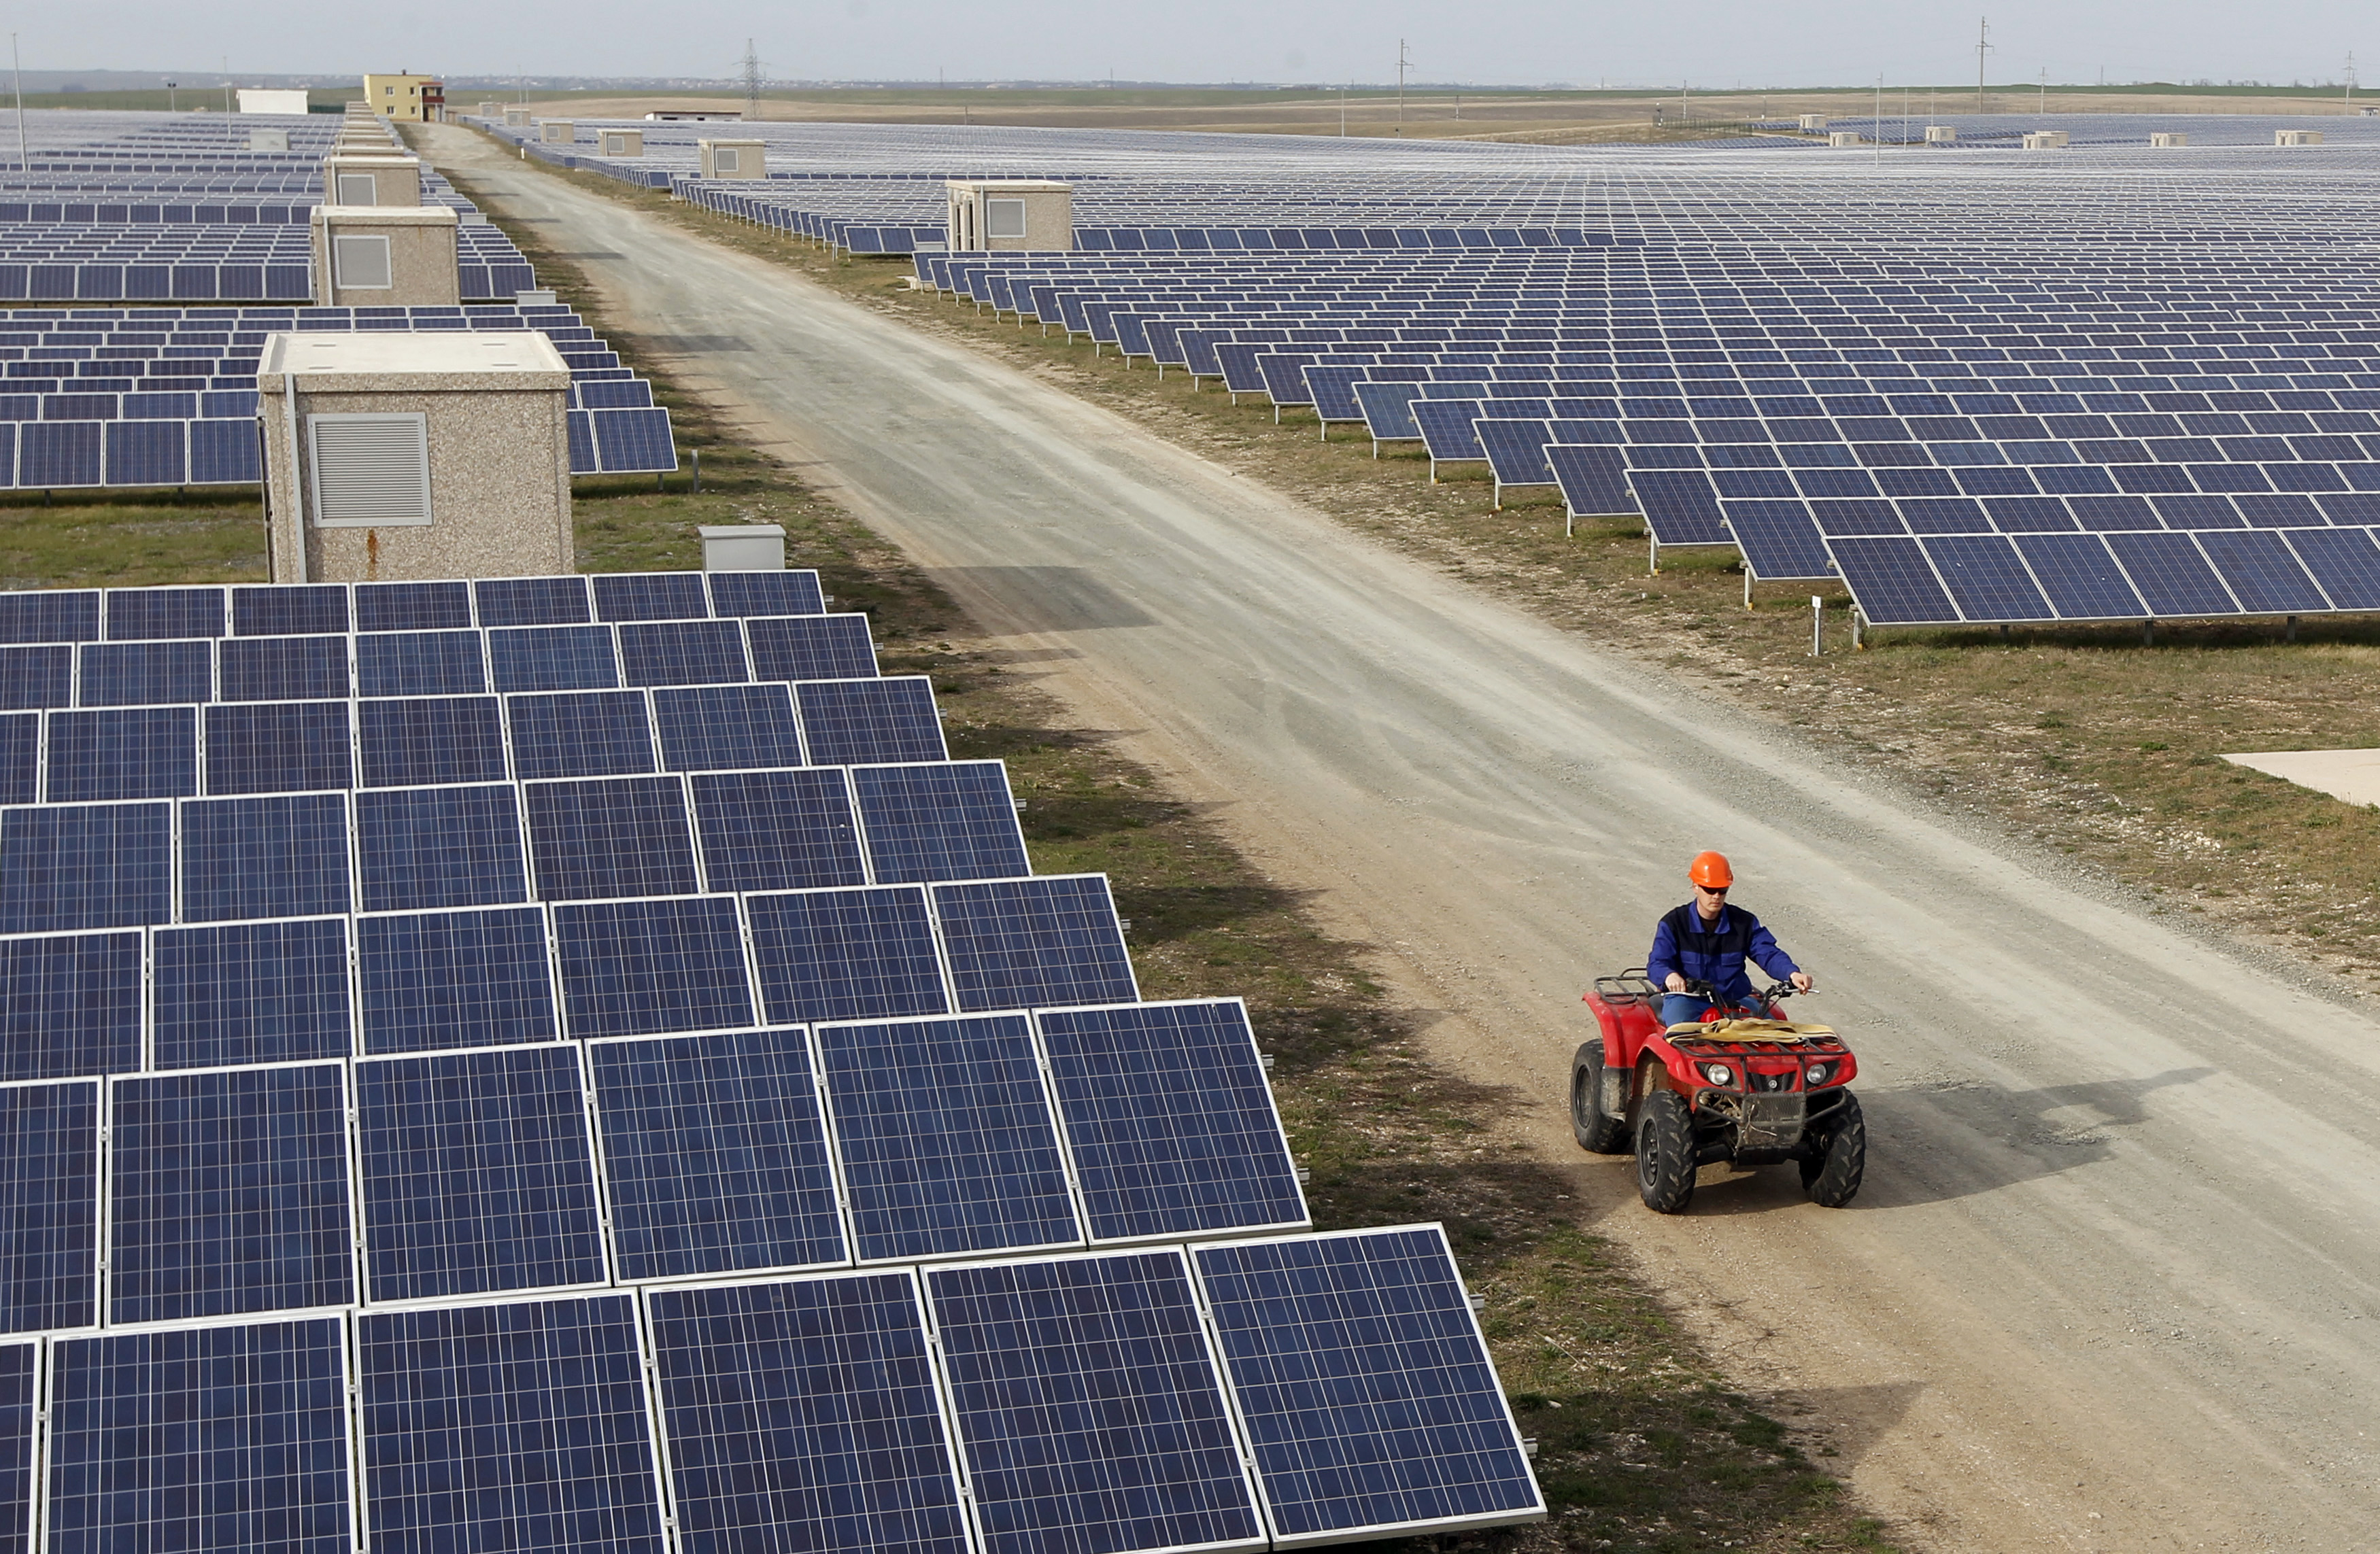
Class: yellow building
361,73,445,122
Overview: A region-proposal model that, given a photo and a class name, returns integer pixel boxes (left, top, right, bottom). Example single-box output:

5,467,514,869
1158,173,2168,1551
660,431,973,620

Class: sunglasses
1697,884,1729,895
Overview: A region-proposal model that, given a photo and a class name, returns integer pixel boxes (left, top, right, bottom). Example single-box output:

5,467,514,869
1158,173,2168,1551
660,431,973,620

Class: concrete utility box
322,153,423,208
539,120,575,143
1827,131,1863,148
946,180,1074,251
2150,131,2188,148
479,101,501,118
700,525,786,572
259,330,574,584
503,107,532,128
2021,130,2070,150
249,128,290,153
1799,114,1830,132
699,138,767,178
599,128,644,156
310,205,460,307
1925,124,1956,143
2275,129,2324,145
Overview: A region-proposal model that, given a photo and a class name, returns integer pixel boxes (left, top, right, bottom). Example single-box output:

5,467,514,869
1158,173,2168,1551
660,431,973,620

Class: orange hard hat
1688,850,1734,888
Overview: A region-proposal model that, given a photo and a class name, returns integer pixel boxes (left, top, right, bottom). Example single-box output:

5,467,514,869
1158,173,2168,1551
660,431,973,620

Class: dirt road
421,124,2380,1551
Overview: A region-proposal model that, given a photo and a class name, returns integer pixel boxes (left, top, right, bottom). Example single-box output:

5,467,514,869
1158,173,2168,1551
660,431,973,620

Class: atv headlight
1804,1063,1831,1086
1700,1063,1734,1087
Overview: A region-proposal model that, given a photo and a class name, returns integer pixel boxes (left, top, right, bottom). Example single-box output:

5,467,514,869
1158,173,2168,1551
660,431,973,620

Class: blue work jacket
1646,901,1799,1004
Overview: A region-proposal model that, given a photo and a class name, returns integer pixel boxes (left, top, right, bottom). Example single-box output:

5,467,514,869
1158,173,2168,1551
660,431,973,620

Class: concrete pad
2223,748,2380,806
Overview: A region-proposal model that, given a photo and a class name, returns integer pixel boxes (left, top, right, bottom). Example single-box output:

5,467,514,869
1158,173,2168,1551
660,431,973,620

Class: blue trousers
1659,993,1720,1027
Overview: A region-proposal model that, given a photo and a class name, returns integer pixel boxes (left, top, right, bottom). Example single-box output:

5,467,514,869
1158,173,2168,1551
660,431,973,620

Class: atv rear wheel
1635,1090,1697,1213
1570,1041,1631,1154
1799,1092,1867,1207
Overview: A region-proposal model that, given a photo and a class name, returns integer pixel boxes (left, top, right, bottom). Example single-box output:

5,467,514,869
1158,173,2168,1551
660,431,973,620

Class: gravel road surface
423,124,2380,1552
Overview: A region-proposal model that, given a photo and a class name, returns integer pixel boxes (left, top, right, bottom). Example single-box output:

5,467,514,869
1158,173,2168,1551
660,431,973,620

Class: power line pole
1397,39,1411,128
10,35,24,175
2347,52,2358,115
1975,16,1992,113
2038,66,2047,117
742,39,762,122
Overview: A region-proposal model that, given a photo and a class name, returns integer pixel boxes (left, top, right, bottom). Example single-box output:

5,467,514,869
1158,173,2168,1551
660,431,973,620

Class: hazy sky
33,0,2373,89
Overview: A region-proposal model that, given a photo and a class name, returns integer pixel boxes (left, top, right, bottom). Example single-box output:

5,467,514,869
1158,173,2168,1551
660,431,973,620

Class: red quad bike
1573,971,1866,1213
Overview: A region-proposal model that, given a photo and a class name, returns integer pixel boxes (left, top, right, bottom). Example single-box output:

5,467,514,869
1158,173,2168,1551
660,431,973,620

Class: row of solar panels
0,257,538,304
0,997,1302,1328
0,1224,1541,1553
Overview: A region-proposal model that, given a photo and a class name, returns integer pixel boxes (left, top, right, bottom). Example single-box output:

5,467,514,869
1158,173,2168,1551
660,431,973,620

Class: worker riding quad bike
1573,970,1865,1213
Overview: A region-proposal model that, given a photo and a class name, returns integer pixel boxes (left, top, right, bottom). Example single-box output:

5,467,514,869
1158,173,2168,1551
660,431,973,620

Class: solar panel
46,1319,354,1554
215,636,350,703
487,624,619,694
586,1026,847,1279
0,803,171,933
356,784,530,914
0,1079,99,1332
2010,532,2149,620
107,1062,354,1323
794,677,947,765
231,584,347,638
851,761,1031,885
354,581,473,634
549,895,755,1039
931,874,1139,1012
76,639,210,707
524,776,699,901
744,614,877,681
0,590,96,647
1624,468,1729,544
44,706,197,802
1922,535,2056,621
1036,999,1308,1243
506,690,656,781
103,587,224,642
1826,536,1960,625
0,719,30,808
2283,526,2380,610
354,1043,607,1301
356,1295,667,1554
0,647,70,712
177,792,352,922
688,769,868,893
354,630,488,698
745,885,950,1024
0,930,141,1079
591,571,709,623
474,576,590,628
2106,532,2241,617
925,1249,1265,1553
593,408,677,473
649,684,806,772
357,905,559,1054
1193,1226,1544,1542
1722,498,1836,581
815,1012,1079,1261
152,918,352,1068
644,1272,972,1554
2198,528,2329,612
356,695,510,788
706,570,827,619
201,701,352,795
615,618,747,688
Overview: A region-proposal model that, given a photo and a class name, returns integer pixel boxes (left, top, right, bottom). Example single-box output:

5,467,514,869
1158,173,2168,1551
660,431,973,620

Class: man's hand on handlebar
1790,971,1814,994
1664,972,1688,993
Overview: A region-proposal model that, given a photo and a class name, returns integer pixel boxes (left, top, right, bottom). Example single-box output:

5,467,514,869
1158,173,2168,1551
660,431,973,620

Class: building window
332,233,393,290
985,199,1027,239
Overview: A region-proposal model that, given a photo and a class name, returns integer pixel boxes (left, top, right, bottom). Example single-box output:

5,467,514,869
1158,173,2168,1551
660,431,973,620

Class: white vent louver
307,413,432,527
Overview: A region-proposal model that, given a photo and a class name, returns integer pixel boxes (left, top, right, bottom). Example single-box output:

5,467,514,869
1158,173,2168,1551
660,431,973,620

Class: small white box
2150,132,2188,148
700,524,786,572
1925,124,1956,144
1799,114,1830,132
1829,131,1863,148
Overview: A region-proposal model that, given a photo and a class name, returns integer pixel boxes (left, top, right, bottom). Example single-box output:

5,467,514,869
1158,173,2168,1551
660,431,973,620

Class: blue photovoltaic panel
354,581,473,635
152,918,352,1069
0,646,71,712
354,631,488,700
203,701,353,795
2011,534,2149,621
488,625,619,695
1921,536,2056,622
1193,1226,1542,1542
1724,498,1837,581
1548,444,1638,521
587,1028,847,1280
2285,527,2380,610
356,784,529,914
355,1044,607,1302
593,408,678,473
645,1274,970,1554
2106,532,2240,618
507,690,656,781
46,1319,353,1554
1626,468,1731,545
926,1251,1262,1554
0,804,171,934
358,906,558,1055
0,718,30,808
474,576,591,628
356,696,510,789
103,587,224,643
45,706,199,802
178,792,352,924
1036,1000,1307,1243
551,896,754,1039
689,769,868,893
0,1080,99,1332
1826,536,1960,626
932,875,1139,1013
231,585,348,638
190,419,262,486
216,636,350,704
851,761,1031,886
108,1063,354,1324
745,614,878,682
707,570,826,619
651,684,805,774
592,572,709,624
76,640,211,708
746,886,949,1025
0,589,97,646
617,619,749,687
2198,529,2330,614
815,1012,1078,1261
524,776,699,901
356,1295,666,1554
794,677,946,766
0,1343,29,1549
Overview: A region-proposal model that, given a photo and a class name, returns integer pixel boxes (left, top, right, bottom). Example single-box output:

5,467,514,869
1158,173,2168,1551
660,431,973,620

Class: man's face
1694,882,1728,917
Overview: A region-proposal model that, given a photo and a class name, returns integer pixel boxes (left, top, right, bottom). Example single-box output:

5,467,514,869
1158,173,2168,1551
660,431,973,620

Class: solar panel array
0,568,1542,1550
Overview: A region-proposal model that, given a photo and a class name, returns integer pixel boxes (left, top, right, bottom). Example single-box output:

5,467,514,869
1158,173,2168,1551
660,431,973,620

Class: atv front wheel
1800,1092,1867,1207
1635,1090,1697,1213
1570,1042,1630,1155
